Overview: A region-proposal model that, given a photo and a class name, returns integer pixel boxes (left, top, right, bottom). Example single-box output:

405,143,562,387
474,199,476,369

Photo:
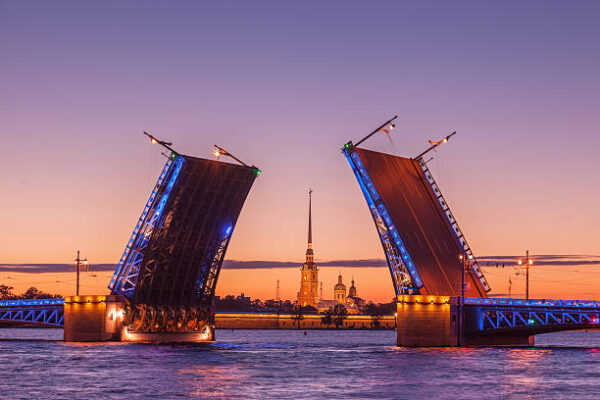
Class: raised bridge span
341,122,599,346
0,125,596,346
0,139,260,343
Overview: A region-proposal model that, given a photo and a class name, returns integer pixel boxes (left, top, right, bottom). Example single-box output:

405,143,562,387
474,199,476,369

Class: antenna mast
344,115,398,149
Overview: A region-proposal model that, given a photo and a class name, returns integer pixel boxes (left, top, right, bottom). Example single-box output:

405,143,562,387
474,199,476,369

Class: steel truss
0,299,65,327
195,225,234,305
416,157,491,292
109,154,185,298
343,145,423,295
466,297,600,331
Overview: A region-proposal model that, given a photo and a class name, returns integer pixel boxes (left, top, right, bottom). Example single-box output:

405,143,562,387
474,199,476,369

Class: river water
1,328,600,399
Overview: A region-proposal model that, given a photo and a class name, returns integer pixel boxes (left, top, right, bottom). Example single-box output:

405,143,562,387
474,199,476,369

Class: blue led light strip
109,155,185,297
196,224,234,302
343,146,423,294
0,298,65,307
465,297,600,308
109,156,175,290
0,299,65,327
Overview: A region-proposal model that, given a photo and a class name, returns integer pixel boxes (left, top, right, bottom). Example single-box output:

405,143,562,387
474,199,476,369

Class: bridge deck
0,299,65,327
465,297,600,335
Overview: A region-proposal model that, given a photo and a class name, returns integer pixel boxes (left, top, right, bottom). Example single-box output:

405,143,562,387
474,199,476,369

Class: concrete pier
396,295,534,347
396,295,458,347
63,295,125,342
64,295,216,343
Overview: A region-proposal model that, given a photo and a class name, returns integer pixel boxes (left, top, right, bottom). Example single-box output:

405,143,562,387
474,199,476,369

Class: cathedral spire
305,189,314,263
308,189,313,248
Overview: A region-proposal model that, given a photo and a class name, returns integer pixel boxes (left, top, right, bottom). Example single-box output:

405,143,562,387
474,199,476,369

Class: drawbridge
341,116,600,346
0,134,260,342
1,121,598,346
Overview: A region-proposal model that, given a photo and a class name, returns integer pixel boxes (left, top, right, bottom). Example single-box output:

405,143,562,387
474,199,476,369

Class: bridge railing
0,298,65,327
0,299,65,307
465,297,600,308
464,297,600,332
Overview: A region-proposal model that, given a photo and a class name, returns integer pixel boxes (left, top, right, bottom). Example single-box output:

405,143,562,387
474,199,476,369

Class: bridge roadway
1,296,600,346
395,295,600,346
0,299,64,327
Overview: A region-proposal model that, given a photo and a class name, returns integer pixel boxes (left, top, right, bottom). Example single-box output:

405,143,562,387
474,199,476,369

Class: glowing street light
213,145,261,176
517,250,534,300
75,250,88,296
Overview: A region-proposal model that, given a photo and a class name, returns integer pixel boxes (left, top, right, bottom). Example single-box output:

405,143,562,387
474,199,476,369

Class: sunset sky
1,1,599,302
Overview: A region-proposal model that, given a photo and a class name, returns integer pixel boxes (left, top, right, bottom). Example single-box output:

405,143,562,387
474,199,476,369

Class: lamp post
517,250,534,300
459,254,465,301
75,250,88,296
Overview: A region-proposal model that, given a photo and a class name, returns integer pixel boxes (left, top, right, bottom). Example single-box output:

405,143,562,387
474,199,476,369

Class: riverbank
215,313,395,329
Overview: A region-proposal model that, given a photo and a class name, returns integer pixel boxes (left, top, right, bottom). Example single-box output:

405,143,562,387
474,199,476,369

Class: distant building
297,190,319,308
344,278,364,314
348,278,357,298
318,274,363,314
334,274,346,304
236,293,251,307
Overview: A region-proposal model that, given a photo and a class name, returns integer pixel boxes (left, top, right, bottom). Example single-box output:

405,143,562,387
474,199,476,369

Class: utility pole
458,254,465,346
517,250,533,300
75,250,88,296
460,254,465,300
508,277,512,298
525,250,529,300
276,279,281,302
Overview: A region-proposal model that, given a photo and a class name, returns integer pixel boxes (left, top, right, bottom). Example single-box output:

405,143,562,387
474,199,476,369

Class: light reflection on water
1,329,600,399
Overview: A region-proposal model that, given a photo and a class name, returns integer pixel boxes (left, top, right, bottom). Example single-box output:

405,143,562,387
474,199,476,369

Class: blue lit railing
465,297,600,309
109,155,176,290
465,297,600,332
109,154,185,297
0,298,65,327
343,145,423,293
196,224,235,303
0,298,65,307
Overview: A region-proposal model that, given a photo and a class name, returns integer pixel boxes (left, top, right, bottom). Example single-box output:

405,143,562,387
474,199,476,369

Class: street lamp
517,250,534,300
459,254,465,301
75,250,88,296
459,253,474,300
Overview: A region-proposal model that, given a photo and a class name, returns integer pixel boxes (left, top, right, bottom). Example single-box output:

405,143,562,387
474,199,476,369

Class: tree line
215,295,396,329
0,284,61,300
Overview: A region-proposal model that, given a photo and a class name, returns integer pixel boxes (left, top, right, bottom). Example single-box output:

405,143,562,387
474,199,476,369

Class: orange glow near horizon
3,259,600,303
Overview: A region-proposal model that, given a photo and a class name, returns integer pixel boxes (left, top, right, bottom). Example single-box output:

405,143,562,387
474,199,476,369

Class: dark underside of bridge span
355,147,487,297
130,155,257,306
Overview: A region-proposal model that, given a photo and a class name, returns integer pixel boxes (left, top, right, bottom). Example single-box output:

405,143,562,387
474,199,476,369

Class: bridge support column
396,295,458,347
64,295,125,342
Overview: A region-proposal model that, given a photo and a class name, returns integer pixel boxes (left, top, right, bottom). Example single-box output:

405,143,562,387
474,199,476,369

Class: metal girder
466,297,600,332
109,154,185,298
0,299,65,327
416,158,491,292
343,145,422,295
195,225,234,305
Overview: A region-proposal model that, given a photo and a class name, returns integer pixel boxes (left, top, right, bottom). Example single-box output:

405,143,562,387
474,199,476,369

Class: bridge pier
396,295,534,347
396,295,458,347
63,295,125,342
64,296,215,343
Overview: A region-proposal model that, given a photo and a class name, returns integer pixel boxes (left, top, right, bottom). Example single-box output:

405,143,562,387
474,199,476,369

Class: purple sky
1,1,599,279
